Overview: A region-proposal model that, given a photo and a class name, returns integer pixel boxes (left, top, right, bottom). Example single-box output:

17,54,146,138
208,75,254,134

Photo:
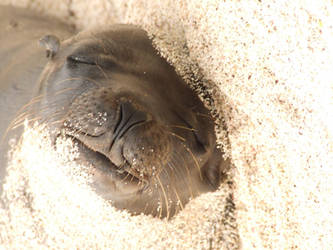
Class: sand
1,0,332,249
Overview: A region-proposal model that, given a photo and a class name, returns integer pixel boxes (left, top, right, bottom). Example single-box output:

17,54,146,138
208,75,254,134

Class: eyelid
67,54,117,68
67,54,97,65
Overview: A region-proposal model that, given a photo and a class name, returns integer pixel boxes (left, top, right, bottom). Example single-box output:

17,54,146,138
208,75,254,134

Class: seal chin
60,114,172,195
64,133,147,198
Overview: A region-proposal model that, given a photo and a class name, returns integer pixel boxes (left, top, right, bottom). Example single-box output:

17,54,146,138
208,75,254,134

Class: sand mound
1,0,333,249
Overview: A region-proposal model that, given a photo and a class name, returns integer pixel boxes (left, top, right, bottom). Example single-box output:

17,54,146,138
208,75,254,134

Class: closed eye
67,54,97,65
67,53,117,68
173,111,207,152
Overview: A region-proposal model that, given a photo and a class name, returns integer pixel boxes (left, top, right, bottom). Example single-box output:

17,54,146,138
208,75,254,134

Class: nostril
110,102,147,151
117,102,147,138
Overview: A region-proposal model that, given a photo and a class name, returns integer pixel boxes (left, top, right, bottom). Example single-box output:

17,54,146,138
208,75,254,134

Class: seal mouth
57,132,147,197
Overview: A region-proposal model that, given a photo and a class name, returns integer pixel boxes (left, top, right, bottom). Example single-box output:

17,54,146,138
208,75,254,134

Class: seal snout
62,90,170,181
108,101,148,167
110,101,147,150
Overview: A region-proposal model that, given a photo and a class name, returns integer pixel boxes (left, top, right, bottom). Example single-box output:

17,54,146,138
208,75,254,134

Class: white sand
1,0,333,249
1,125,237,249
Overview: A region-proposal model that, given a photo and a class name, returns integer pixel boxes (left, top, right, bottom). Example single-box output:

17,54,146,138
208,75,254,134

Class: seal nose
109,102,147,166
113,102,147,139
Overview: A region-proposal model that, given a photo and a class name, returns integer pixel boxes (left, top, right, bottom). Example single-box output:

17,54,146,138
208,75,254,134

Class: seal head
35,25,227,218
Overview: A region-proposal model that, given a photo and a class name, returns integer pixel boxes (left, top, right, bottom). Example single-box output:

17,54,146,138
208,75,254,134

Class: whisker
9,112,34,128
51,87,76,95
8,109,66,140
11,111,33,126
48,120,65,126
10,116,42,130
4,114,40,141
172,152,194,198
165,161,185,211
156,175,170,219
4,93,50,139
195,112,213,119
13,94,44,116
120,170,132,183
142,202,150,216
6,75,105,141
168,154,187,181
36,109,68,124
172,152,195,199
52,77,102,87
166,131,186,142
156,183,163,219
167,125,198,132
9,85,76,131
158,160,171,183
0,116,32,146
130,173,136,183
169,131,203,181
185,145,202,180
95,63,109,80
172,185,184,210
12,104,60,125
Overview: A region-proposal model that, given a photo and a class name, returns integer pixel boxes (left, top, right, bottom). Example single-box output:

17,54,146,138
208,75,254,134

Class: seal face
33,25,225,218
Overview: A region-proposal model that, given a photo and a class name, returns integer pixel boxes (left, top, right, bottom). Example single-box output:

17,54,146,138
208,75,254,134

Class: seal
0,5,229,218
0,5,74,189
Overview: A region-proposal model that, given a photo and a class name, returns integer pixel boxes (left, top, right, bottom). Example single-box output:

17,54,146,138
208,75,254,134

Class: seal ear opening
39,35,60,59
